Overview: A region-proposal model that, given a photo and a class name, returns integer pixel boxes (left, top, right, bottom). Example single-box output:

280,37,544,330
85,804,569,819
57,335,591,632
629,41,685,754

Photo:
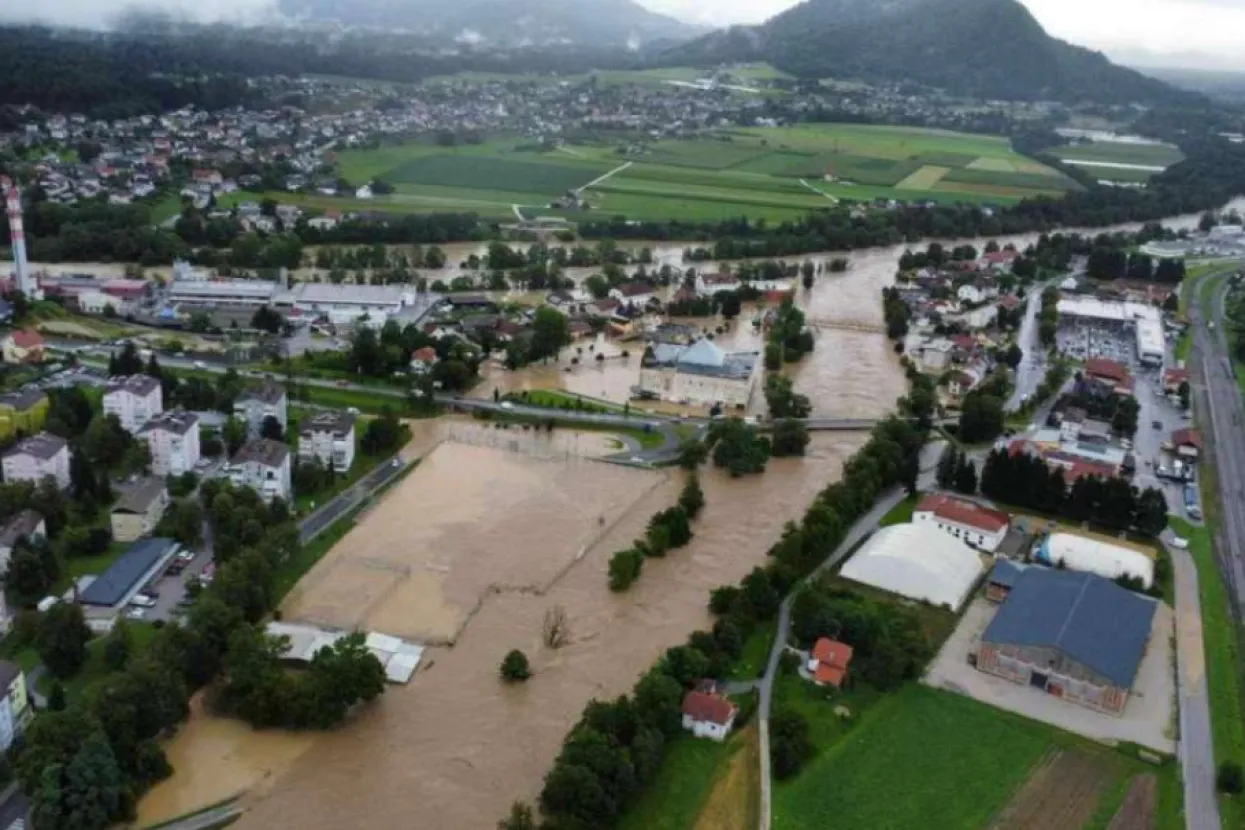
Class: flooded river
227,429,867,830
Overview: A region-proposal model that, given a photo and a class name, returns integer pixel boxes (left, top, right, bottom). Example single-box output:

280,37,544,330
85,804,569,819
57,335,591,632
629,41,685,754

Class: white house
355,184,373,200
609,283,657,307
0,660,31,750
297,411,356,472
103,374,163,434
680,688,738,742
913,492,1010,552
140,409,201,476
228,438,292,503
234,381,289,439
2,433,70,489
694,273,741,297
916,338,954,373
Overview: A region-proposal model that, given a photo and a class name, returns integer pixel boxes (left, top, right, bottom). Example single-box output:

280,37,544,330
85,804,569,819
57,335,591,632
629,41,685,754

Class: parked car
129,595,156,609
1152,420,1163,429
125,607,147,620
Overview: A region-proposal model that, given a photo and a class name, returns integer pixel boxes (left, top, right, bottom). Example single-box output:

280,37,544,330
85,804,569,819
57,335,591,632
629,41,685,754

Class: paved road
1168,537,1222,830
1006,277,1061,412
0,784,28,830
299,455,408,543
755,486,909,830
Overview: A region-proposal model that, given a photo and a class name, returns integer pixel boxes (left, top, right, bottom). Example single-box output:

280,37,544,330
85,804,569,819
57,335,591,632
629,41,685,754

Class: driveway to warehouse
923,598,1175,754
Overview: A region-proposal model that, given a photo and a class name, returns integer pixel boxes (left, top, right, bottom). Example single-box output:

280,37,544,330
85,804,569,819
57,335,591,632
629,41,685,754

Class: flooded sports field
224,430,866,830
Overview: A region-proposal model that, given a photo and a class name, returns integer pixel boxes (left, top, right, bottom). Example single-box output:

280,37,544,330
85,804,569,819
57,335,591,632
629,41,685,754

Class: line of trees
521,372,934,828
609,475,704,591
979,448,1168,537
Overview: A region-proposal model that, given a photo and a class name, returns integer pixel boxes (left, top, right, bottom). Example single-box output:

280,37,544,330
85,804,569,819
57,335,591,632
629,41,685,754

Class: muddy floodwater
226,429,865,830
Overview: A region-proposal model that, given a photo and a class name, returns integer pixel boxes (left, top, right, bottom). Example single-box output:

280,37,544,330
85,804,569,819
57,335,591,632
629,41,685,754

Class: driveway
923,598,1176,754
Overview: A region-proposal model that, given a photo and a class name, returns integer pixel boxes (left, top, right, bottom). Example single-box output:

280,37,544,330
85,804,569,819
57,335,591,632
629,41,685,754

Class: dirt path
1106,774,1157,830
988,748,1119,830
692,726,760,830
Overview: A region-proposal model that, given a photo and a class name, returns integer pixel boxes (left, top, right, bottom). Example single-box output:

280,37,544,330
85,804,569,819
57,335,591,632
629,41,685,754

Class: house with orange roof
807,638,854,688
681,687,738,742
913,493,1010,552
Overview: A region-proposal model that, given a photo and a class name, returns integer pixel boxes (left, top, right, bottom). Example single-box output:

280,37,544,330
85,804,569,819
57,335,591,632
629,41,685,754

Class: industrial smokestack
2,178,33,298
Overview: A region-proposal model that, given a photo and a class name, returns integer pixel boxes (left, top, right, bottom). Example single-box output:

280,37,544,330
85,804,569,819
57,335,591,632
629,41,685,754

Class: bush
500,650,531,682
1218,762,1244,795
608,549,645,592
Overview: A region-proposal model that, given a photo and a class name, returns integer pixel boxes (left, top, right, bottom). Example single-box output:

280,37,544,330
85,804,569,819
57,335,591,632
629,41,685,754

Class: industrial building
1055,298,1165,366
839,524,985,610
636,340,761,410
78,537,179,609
977,568,1158,715
913,493,1010,552
266,621,424,683
1036,533,1156,589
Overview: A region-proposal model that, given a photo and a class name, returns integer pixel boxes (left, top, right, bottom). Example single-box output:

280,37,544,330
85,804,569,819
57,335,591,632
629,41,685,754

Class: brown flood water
226,429,866,830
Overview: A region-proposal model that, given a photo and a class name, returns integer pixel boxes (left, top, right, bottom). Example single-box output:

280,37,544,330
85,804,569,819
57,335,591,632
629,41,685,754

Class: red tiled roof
1061,459,1118,484
681,690,737,726
411,347,437,362
1164,367,1190,386
1172,428,1203,450
815,663,847,687
1084,357,1129,384
616,282,653,297
811,637,853,669
10,329,44,349
982,250,1017,264
915,493,1009,534
997,295,1021,310
594,298,621,313
952,334,975,350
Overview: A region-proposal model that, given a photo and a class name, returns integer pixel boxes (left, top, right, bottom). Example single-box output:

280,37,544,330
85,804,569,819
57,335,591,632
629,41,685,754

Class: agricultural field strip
1045,142,1184,168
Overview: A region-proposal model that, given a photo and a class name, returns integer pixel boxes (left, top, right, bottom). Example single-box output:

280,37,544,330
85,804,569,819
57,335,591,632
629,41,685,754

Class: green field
773,685,1179,830
293,124,1080,224
1044,140,1185,182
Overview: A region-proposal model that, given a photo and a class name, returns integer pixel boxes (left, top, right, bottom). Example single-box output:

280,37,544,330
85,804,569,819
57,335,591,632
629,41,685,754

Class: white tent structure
1037,533,1155,589
841,524,985,610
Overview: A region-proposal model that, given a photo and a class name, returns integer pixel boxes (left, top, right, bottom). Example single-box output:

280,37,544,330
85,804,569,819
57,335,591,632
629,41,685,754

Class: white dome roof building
840,524,985,610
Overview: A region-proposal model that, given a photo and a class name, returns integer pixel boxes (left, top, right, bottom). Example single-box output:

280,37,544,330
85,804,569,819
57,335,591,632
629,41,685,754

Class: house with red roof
979,249,1018,272
1083,358,1134,396
1171,428,1203,461
914,493,1011,552
997,294,1022,312
681,687,738,742
409,346,439,374
1162,367,1190,396
2,330,44,365
807,638,854,688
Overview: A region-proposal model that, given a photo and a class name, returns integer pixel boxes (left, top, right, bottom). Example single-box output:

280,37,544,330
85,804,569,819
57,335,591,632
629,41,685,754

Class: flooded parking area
282,439,662,644
228,432,865,830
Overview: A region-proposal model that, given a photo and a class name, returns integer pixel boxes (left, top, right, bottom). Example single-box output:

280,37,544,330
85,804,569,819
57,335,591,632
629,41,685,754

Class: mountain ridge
277,0,707,49
670,0,1196,105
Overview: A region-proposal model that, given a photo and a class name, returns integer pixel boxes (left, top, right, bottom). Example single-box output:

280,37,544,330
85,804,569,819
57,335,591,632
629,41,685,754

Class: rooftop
78,537,177,607
140,409,199,436
646,340,760,380
916,493,1010,534
238,380,287,406
299,410,356,438
0,388,47,412
681,689,737,726
113,476,167,514
4,432,68,461
983,568,1157,688
0,510,43,548
105,374,161,397
0,660,21,691
232,438,290,468
276,282,412,308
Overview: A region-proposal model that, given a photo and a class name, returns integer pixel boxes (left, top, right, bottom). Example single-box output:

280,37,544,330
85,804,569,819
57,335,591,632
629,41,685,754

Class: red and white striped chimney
2,177,33,297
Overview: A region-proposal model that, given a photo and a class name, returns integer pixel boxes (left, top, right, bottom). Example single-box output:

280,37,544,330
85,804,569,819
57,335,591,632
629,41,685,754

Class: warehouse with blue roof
976,567,1157,715
78,537,179,609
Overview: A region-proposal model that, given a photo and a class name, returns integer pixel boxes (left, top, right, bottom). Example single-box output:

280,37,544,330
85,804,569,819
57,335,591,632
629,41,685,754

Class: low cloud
0,0,280,29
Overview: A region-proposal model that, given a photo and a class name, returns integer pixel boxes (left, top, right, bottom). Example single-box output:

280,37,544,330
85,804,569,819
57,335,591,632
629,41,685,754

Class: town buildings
1035,533,1156,589
234,381,289,439
807,638,854,688
977,567,1157,715
228,438,292,503
1,329,44,364
78,537,180,610
840,524,984,610
0,510,45,574
110,476,170,543
2,433,70,488
638,340,760,409
913,493,1010,552
0,661,32,750
103,374,163,434
297,411,357,471
140,410,201,476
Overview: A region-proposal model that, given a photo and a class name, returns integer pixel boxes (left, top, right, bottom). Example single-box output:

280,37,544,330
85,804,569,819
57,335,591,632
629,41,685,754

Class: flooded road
229,430,866,830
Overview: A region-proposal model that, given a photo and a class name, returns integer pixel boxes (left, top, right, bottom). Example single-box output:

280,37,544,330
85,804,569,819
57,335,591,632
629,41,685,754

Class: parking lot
924,598,1176,754
128,544,214,624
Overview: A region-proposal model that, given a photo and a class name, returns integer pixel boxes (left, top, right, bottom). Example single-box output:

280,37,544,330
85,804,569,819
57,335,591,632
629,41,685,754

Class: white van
129,595,156,609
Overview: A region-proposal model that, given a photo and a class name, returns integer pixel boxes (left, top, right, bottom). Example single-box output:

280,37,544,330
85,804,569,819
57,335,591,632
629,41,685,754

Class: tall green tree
36,602,92,679
529,307,572,363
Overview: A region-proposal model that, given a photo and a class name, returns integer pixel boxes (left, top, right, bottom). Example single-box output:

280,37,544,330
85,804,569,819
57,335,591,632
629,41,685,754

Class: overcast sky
2,0,1242,72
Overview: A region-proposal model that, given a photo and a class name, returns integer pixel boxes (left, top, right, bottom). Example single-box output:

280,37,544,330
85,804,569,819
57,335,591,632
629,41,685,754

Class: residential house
916,338,954,373
979,249,1018,272
694,272,741,297
1171,428,1202,462
234,381,289,439
0,661,31,750
680,686,738,742
103,374,164,434
0,389,48,442
1083,358,1133,396
914,493,1011,552
2,330,45,364
140,410,201,476
1162,367,1190,396
956,278,998,305
0,510,45,574
297,411,357,472
1,433,70,489
110,476,170,543
609,282,657,307
409,346,439,374
807,637,854,688
228,439,292,503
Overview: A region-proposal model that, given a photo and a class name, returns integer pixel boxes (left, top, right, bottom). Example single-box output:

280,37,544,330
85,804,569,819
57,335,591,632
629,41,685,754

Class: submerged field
306,124,1077,223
